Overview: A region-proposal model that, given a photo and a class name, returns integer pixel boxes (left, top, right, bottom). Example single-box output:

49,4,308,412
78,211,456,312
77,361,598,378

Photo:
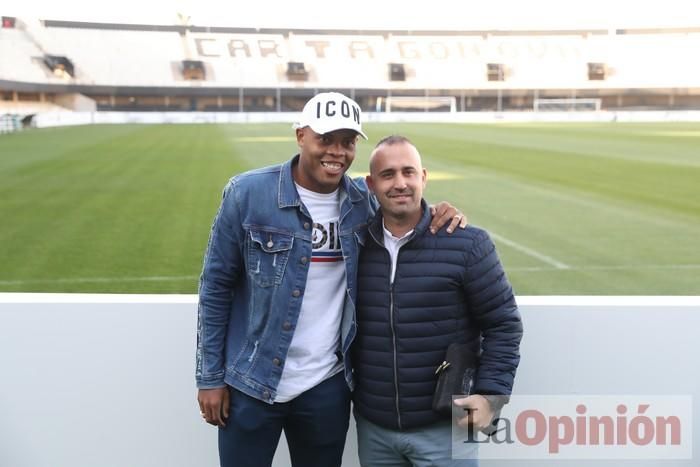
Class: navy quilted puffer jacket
352,201,523,430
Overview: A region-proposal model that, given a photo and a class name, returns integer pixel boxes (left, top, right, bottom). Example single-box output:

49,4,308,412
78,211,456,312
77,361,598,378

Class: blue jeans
219,371,351,467
356,413,479,467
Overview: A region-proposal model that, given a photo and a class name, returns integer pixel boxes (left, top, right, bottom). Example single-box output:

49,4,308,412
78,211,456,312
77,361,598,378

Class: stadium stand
1,17,700,116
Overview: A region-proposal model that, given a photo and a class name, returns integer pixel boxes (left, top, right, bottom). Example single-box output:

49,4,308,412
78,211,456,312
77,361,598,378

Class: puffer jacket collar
367,198,430,247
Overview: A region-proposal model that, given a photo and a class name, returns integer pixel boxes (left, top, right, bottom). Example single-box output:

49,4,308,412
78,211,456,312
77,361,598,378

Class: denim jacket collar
278,154,365,209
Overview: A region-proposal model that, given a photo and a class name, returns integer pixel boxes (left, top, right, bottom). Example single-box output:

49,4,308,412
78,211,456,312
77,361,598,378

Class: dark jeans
219,371,351,467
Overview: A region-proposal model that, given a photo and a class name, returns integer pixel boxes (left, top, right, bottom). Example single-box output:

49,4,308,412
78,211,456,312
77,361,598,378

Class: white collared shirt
382,221,414,283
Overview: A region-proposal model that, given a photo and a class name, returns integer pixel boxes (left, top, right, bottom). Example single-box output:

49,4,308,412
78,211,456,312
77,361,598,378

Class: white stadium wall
0,294,698,467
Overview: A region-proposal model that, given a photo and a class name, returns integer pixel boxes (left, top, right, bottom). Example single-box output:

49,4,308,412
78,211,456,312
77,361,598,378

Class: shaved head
369,135,421,175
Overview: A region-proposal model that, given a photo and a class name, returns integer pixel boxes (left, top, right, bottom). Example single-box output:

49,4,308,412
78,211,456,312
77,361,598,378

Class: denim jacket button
283,322,292,331
266,241,274,248
292,289,301,297
303,222,310,229
262,390,270,400
272,358,281,366
301,257,308,264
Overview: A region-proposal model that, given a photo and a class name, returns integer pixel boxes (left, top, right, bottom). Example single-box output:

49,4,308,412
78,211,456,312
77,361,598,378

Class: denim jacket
196,155,373,403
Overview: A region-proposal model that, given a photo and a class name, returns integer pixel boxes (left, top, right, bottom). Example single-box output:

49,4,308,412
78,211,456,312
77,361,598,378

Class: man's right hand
198,387,230,427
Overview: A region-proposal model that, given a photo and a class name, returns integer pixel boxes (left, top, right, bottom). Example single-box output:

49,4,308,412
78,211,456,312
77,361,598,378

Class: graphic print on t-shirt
312,221,343,263
274,183,345,403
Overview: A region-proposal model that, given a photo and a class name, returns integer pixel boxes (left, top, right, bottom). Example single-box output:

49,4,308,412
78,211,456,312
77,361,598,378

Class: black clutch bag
432,343,478,416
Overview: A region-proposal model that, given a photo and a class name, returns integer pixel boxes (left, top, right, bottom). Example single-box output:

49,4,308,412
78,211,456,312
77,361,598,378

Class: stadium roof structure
40,19,700,37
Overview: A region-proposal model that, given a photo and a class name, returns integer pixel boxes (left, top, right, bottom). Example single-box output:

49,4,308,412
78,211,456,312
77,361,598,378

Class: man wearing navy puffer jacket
352,135,523,466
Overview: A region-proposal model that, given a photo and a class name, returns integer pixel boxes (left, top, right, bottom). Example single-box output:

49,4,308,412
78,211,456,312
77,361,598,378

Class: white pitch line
508,264,700,272
426,158,694,231
2,264,700,286
0,293,198,304
490,232,571,270
0,275,198,286
486,174,690,230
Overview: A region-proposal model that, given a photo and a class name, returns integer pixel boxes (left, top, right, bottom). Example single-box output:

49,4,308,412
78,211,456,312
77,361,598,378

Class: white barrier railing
0,294,698,467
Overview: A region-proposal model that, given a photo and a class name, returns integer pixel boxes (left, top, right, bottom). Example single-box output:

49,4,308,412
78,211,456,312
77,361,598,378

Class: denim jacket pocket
247,229,294,287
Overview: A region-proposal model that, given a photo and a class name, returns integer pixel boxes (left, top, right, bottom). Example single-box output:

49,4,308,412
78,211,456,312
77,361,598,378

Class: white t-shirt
274,183,346,402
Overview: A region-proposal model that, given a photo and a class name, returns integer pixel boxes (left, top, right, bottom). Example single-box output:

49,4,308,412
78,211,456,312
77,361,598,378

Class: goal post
533,98,602,112
377,96,457,113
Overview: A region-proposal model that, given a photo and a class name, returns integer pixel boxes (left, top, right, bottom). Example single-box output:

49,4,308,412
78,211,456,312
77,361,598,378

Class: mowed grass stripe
1,125,238,292
420,122,700,167
364,122,700,293
1,122,699,294
401,124,700,218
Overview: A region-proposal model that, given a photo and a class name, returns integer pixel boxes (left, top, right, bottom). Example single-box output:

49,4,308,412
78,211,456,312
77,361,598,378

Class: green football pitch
1,122,699,294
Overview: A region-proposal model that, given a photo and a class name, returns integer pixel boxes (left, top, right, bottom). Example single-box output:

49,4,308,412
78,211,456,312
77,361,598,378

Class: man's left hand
453,394,494,430
429,202,467,234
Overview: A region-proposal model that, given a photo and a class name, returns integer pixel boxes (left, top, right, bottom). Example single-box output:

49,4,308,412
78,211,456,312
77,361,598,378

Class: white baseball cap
294,92,368,140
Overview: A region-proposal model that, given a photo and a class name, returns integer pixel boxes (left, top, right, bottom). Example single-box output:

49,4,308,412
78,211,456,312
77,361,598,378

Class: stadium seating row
2,19,700,89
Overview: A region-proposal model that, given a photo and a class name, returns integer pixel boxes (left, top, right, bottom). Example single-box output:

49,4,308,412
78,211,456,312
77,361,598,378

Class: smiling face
293,127,358,193
366,139,427,227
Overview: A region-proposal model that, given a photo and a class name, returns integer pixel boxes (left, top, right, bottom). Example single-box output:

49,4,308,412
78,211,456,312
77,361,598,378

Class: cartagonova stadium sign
191,35,586,61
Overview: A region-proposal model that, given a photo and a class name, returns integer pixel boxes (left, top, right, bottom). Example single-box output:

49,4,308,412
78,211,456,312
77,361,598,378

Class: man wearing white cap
196,92,465,467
